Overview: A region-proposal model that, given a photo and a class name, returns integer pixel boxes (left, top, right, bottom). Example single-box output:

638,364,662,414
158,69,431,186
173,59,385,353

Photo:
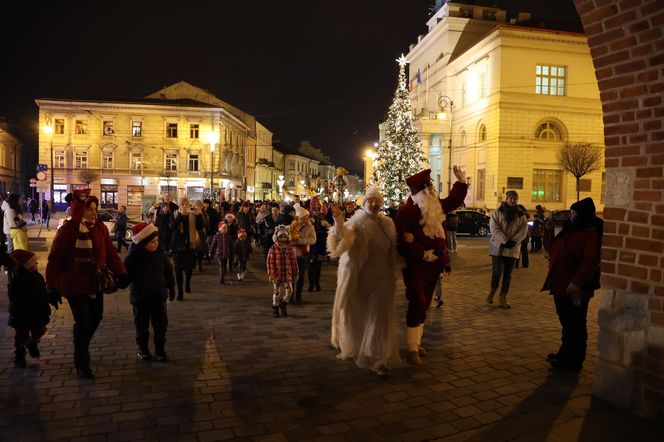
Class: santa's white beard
411,189,446,239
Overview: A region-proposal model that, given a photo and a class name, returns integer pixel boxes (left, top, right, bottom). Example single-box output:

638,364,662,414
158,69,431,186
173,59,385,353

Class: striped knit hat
131,222,159,245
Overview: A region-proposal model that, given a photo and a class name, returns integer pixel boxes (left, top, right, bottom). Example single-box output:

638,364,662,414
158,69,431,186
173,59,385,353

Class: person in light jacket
487,190,528,309
288,204,316,305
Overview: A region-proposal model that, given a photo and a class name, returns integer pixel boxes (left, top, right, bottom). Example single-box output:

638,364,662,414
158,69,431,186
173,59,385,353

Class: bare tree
77,169,100,187
557,143,603,201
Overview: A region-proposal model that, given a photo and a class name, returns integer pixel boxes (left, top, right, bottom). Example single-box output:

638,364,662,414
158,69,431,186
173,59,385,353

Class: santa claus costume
395,168,468,365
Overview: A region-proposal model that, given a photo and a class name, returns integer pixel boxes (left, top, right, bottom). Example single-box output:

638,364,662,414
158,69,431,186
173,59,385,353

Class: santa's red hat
406,169,433,195
237,228,247,238
70,188,93,221
10,249,37,269
131,222,159,245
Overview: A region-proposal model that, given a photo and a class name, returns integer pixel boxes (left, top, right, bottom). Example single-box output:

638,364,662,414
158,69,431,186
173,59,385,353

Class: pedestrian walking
308,197,329,292
542,197,602,371
515,204,531,268
28,198,39,223
114,205,129,252
7,249,51,368
41,199,51,230
203,199,220,261
266,225,298,318
530,215,543,252
486,190,528,309
193,200,209,272
223,211,239,273
2,194,27,253
45,189,128,378
395,167,468,365
445,210,458,253
124,222,176,362
169,198,203,301
328,187,401,376
260,205,280,255
210,221,232,284
154,202,174,254
234,228,252,281
288,204,316,305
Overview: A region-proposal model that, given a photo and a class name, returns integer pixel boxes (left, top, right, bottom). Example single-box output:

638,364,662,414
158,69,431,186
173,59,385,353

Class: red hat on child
11,249,37,269
237,228,247,237
406,169,433,195
218,221,228,231
131,222,159,245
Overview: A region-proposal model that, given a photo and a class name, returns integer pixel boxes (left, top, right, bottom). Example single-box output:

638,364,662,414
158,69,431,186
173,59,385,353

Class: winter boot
405,327,421,365
279,302,288,317
486,287,497,304
13,347,27,368
272,306,280,318
499,293,511,309
137,345,153,361
27,340,40,358
154,344,168,362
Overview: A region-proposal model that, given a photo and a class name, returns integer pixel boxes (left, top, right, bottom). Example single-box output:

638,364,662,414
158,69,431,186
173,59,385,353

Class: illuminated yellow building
407,2,605,211
36,82,255,215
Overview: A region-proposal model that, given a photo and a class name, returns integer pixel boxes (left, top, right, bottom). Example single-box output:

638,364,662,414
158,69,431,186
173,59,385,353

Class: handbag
94,266,117,294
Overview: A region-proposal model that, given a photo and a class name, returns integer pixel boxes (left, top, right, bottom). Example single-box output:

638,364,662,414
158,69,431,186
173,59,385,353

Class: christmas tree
373,55,425,205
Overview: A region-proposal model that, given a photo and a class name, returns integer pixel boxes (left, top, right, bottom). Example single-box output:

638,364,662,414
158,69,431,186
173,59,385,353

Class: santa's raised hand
453,165,467,184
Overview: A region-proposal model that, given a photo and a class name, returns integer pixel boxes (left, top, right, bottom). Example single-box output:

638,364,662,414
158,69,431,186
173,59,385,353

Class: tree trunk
576,176,580,201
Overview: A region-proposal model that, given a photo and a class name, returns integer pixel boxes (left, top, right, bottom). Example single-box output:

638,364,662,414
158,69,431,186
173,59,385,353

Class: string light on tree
372,54,426,205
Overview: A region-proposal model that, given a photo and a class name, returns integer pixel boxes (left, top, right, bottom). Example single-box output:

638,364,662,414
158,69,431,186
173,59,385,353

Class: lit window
130,152,142,170
189,154,199,171
289,161,295,171
54,119,65,134
536,64,566,96
535,122,562,141
132,121,142,137
166,123,178,138
75,120,88,135
165,153,178,171
190,124,200,139
54,150,65,168
532,169,562,202
103,120,114,136
102,151,114,169
75,152,88,168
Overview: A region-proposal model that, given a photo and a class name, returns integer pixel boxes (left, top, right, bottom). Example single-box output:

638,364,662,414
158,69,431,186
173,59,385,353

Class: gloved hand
48,290,62,310
116,273,130,289
423,249,438,262
503,239,516,249
168,287,176,302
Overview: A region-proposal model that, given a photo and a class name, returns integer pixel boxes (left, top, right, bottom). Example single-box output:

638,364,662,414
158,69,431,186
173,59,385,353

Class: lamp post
42,117,54,204
277,175,285,200
362,144,378,191
437,95,454,192
207,130,220,201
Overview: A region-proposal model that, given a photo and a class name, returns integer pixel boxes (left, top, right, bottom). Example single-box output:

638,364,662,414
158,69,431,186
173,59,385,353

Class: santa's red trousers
404,265,441,327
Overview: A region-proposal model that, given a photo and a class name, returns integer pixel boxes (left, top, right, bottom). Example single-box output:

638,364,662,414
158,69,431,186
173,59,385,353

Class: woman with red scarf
46,189,128,378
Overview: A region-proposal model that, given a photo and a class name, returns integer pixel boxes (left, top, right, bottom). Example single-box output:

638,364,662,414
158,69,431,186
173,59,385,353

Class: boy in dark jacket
124,222,175,362
7,249,51,367
210,221,232,284
234,228,252,281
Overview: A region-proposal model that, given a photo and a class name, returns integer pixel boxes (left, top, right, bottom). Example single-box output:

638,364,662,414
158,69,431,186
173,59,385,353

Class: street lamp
42,117,54,204
207,130,220,201
277,175,285,199
438,95,454,192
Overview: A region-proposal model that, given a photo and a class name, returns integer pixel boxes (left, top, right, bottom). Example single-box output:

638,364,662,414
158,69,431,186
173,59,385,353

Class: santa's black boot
272,306,280,318
279,302,288,317
14,347,27,368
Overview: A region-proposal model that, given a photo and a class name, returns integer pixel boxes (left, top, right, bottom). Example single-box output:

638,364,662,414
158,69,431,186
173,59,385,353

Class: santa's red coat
395,181,468,325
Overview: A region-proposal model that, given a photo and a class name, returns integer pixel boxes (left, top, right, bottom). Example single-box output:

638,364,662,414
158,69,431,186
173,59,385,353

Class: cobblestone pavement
1,224,662,441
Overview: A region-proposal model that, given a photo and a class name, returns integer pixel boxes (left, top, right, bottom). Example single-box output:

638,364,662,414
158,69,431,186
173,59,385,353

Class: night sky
1,0,580,173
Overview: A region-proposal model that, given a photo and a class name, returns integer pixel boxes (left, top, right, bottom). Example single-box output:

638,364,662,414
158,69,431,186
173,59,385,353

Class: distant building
405,2,605,211
0,117,29,196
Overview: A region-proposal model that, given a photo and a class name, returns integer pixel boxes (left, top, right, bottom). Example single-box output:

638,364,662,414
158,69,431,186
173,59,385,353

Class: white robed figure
327,186,401,375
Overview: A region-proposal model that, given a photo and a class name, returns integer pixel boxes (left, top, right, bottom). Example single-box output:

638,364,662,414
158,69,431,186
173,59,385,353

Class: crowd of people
2,167,603,378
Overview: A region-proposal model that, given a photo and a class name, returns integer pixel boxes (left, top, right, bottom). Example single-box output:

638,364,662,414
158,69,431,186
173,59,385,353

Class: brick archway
573,0,663,419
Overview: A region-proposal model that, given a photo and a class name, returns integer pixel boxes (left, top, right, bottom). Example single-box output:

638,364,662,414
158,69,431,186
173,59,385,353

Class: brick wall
573,0,664,419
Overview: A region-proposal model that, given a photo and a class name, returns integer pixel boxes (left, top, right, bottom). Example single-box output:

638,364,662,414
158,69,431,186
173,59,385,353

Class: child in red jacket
266,225,298,317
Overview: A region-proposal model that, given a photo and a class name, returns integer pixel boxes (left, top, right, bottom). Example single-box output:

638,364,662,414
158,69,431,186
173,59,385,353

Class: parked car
455,209,491,236
98,209,139,241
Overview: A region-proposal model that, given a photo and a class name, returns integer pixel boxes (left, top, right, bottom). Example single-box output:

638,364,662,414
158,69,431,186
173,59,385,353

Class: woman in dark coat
169,198,203,301
154,202,174,254
542,197,602,371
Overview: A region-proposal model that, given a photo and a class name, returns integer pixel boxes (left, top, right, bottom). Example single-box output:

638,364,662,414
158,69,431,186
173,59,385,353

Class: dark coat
542,218,603,299
154,211,174,250
46,219,126,296
124,244,175,304
8,268,51,329
234,238,252,262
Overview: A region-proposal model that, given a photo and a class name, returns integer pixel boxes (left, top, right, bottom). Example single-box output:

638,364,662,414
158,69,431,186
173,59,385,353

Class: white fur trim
132,223,158,244
23,255,38,269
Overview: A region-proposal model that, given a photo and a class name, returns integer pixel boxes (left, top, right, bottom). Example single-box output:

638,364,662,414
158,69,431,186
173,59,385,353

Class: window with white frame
130,152,142,170
189,124,200,139
532,169,562,202
166,123,178,138
132,121,142,137
102,151,114,169
54,150,65,168
536,65,566,96
103,120,114,136
535,122,563,141
75,151,88,168
165,153,178,171
188,154,199,171
460,131,467,148
478,124,487,142
54,119,65,134
75,119,88,135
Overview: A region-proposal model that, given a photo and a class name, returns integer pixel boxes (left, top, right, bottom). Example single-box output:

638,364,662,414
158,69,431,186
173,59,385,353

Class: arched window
478,124,487,142
535,121,562,141
460,130,467,148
